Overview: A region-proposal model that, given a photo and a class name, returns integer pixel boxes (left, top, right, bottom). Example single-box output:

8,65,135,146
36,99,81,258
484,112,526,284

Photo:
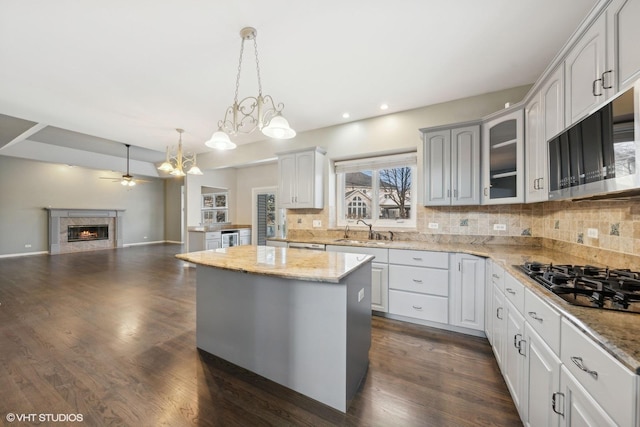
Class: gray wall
164,178,183,243
0,156,165,256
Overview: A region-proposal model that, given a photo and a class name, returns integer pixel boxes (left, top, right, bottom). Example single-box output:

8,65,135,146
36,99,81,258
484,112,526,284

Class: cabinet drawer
389,265,448,296
205,231,221,239
389,249,449,268
561,319,637,427
389,290,448,323
524,288,561,355
490,262,505,292
503,273,524,314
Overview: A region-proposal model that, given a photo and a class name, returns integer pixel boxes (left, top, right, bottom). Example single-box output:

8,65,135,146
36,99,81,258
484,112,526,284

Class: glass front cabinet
201,192,229,225
482,109,524,204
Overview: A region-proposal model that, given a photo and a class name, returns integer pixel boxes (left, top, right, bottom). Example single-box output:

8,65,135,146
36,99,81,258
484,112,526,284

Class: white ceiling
0,0,598,168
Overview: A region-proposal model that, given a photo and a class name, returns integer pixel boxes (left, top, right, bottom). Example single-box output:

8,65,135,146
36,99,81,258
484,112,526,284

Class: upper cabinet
606,0,640,91
564,13,609,126
422,122,481,206
525,65,564,203
278,147,326,209
482,109,524,204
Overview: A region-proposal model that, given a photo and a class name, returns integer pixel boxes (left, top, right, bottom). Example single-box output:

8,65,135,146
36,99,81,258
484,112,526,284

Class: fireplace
46,208,125,254
68,224,109,242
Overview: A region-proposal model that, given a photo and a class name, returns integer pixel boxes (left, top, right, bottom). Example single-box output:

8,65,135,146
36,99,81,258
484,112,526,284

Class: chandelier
158,128,203,176
205,27,296,151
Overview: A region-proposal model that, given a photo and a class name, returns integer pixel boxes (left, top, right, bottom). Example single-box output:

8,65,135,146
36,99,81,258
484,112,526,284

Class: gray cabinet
482,109,524,204
422,123,480,206
278,147,326,209
564,13,609,125
188,231,221,252
449,253,485,331
606,0,640,91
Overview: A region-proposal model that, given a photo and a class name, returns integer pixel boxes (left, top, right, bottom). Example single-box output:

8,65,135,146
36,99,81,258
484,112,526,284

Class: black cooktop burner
516,262,640,314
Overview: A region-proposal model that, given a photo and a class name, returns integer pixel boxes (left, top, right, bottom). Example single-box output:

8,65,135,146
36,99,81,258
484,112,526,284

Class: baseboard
0,250,48,259
123,241,167,247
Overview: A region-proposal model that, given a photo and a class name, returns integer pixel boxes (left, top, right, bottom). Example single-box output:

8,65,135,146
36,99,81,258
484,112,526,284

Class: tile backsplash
286,199,640,256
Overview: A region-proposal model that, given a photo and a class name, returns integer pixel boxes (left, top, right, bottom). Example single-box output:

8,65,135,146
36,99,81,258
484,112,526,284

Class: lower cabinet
388,249,450,324
522,323,561,427
503,298,525,415
491,282,506,368
559,366,616,426
449,253,485,331
326,244,389,312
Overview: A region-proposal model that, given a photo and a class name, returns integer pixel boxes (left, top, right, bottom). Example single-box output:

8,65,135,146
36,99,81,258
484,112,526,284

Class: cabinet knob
412,305,423,311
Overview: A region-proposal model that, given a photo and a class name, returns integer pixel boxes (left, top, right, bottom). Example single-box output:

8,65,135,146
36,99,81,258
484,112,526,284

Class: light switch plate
312,220,322,227
428,222,439,229
587,228,598,238
493,224,507,231
358,288,365,302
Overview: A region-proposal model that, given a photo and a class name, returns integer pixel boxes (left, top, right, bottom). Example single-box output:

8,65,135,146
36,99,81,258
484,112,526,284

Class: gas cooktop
516,261,640,314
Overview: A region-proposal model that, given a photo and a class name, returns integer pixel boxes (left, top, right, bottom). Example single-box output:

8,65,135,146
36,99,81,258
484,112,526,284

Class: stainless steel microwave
548,80,639,200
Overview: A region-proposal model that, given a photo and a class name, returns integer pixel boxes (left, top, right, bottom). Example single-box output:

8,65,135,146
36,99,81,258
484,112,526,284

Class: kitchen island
176,245,373,412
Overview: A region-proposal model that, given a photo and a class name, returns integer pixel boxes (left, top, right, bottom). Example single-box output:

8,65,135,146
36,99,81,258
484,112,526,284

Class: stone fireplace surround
46,208,125,254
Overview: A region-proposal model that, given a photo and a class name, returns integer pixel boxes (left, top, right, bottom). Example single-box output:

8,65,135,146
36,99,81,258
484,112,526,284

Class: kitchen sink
333,239,388,246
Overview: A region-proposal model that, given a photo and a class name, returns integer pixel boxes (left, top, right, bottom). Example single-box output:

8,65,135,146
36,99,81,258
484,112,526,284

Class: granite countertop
188,224,251,232
272,237,640,374
176,245,374,284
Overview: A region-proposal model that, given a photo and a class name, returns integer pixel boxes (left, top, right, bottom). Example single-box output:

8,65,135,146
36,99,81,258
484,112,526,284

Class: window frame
336,152,417,229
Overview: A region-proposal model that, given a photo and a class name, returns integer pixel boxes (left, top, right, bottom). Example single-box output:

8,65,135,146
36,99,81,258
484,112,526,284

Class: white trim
123,241,166,247
0,251,48,259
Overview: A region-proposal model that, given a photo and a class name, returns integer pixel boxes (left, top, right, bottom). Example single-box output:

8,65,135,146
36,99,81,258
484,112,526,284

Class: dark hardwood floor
0,244,521,426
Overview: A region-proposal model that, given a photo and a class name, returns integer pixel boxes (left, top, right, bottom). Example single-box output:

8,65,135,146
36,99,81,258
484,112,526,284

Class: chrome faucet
389,231,394,241
356,219,374,240
344,224,350,238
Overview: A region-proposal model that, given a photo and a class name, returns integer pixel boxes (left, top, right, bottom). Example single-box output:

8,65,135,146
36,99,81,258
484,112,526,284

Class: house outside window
336,152,417,228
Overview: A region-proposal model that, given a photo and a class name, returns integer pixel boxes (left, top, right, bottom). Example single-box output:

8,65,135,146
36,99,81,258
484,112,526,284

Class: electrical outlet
587,228,598,238
24,244,31,248
428,222,439,229
493,224,507,231
312,220,322,228
358,288,365,302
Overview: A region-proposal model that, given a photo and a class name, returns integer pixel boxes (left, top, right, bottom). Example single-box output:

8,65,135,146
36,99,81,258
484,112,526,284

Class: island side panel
196,266,349,411
345,260,372,403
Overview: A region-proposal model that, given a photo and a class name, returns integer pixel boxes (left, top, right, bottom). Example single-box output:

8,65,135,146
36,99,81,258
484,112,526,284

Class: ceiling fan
100,144,150,187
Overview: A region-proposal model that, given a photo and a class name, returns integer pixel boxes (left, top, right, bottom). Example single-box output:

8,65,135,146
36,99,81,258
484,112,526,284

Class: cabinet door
423,130,451,206
294,151,315,207
565,14,608,125
484,260,494,344
451,125,480,205
278,154,297,208
503,300,525,414
450,254,484,331
523,324,561,427
491,283,506,369
543,65,565,142
205,239,221,250
525,92,544,203
559,367,616,427
482,109,524,204
371,262,389,312
607,0,640,90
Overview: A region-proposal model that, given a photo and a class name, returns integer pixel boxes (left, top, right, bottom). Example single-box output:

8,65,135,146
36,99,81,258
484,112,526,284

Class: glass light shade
170,168,186,177
205,130,237,150
187,165,203,175
262,114,296,139
158,161,174,172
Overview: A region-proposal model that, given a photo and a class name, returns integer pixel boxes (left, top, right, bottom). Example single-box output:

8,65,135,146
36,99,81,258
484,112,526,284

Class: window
336,152,417,228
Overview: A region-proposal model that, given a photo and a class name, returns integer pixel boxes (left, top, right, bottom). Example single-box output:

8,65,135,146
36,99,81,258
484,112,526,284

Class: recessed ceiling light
342,112,350,119
380,104,389,110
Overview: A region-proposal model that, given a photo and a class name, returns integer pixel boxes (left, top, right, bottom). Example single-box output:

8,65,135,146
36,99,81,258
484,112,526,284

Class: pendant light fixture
205,27,296,150
158,128,203,176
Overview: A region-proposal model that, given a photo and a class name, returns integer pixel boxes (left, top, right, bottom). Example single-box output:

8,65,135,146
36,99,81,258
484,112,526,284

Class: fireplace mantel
46,208,125,254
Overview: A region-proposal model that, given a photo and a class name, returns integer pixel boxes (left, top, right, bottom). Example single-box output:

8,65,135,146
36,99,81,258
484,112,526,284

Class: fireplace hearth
68,224,109,242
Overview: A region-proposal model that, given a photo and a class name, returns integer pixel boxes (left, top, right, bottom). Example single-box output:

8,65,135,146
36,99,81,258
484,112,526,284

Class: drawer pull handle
496,307,503,320
412,279,423,283
412,257,423,261
518,339,526,356
528,311,543,322
570,356,598,380
514,333,522,349
412,305,423,311
551,392,564,416
505,288,516,295
492,273,500,279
